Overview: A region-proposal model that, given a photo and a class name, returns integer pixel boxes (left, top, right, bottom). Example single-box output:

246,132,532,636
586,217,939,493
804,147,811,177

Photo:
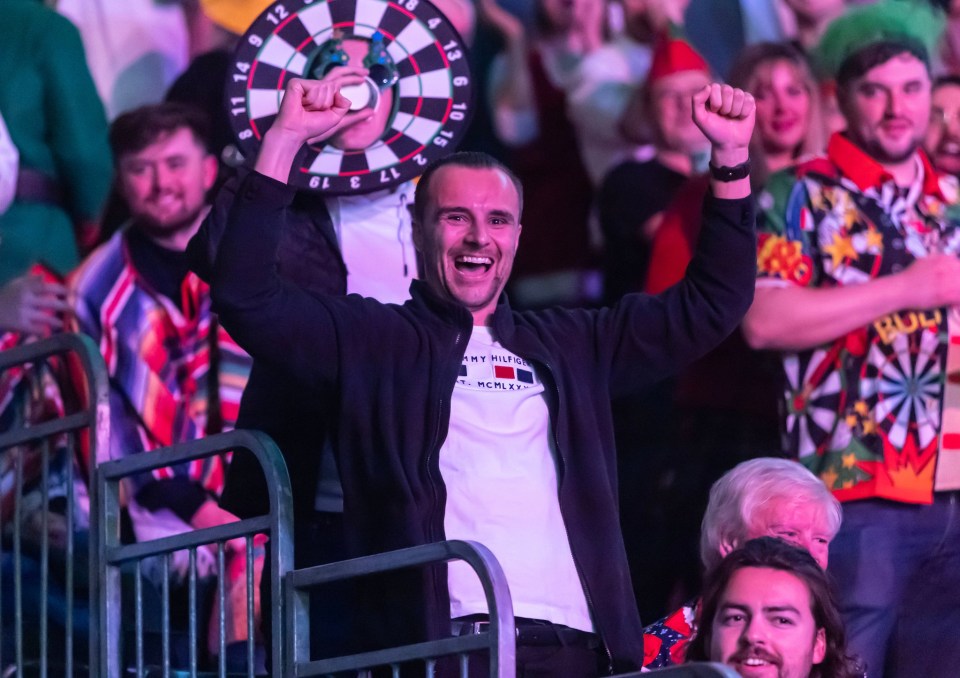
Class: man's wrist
254,128,306,184
710,147,749,168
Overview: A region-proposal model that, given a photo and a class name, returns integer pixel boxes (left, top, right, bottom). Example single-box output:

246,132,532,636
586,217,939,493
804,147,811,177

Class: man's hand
895,253,960,310
271,75,357,145
692,83,755,167
254,74,355,183
191,499,248,556
0,273,70,335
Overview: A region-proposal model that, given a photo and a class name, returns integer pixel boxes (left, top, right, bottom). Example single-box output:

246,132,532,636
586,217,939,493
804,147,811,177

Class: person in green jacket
0,0,112,285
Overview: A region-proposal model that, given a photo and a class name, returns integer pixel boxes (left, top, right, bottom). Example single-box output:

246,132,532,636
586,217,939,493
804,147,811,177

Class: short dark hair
109,102,213,163
413,151,524,224
686,537,863,678
836,40,929,89
934,74,960,92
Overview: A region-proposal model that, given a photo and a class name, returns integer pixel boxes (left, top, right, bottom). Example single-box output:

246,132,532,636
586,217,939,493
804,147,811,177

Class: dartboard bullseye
226,0,474,194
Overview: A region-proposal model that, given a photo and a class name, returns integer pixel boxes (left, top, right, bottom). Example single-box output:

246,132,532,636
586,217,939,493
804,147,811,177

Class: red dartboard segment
225,0,474,195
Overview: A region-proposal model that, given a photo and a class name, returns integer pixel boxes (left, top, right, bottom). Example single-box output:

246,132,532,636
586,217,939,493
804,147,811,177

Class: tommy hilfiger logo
458,350,540,391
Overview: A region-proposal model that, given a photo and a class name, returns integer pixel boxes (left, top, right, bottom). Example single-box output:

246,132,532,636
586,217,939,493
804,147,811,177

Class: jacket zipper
538,359,614,675
426,328,465,625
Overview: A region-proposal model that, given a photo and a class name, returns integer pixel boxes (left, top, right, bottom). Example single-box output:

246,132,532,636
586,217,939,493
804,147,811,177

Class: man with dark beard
686,537,862,678
69,103,256,669
742,3,960,676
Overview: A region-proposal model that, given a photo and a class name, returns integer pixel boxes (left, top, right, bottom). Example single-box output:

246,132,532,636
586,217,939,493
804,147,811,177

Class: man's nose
153,165,174,191
886,91,905,117
742,617,768,646
947,110,960,137
465,220,490,245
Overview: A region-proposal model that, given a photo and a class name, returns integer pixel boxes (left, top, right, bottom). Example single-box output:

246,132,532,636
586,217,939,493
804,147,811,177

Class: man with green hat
742,2,960,675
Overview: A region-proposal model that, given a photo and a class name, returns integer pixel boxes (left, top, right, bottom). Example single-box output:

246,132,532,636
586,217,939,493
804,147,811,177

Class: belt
15,168,65,207
451,616,600,649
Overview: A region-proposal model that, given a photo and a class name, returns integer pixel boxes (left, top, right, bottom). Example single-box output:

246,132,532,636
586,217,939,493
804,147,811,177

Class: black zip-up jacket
211,171,756,672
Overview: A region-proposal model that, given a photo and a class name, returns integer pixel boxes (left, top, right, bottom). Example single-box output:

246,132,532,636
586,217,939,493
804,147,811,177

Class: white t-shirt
328,182,416,305
440,326,594,632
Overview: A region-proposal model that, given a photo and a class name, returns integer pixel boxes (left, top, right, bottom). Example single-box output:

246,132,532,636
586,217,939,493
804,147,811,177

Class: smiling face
117,126,217,249
840,52,931,167
925,82,960,176
751,59,812,157
710,566,827,678
650,69,711,154
743,496,833,570
413,165,522,326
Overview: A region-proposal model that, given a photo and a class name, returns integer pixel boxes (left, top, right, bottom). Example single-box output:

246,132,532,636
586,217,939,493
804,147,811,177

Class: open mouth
454,255,493,275
939,140,960,157
732,654,780,673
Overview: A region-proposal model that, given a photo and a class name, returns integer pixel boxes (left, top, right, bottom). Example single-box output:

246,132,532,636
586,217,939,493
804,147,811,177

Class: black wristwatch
709,159,751,182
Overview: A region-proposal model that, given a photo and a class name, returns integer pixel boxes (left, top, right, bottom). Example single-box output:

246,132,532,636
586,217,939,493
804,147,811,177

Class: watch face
226,0,474,195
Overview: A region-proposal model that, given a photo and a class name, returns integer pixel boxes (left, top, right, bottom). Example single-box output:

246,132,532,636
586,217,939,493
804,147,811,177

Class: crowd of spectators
3,0,960,675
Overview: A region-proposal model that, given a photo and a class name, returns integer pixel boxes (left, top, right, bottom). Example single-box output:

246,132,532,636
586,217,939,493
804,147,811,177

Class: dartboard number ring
226,0,474,194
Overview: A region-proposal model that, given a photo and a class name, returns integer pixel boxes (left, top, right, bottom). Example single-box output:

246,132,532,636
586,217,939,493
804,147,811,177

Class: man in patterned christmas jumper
742,2,960,675
70,103,256,669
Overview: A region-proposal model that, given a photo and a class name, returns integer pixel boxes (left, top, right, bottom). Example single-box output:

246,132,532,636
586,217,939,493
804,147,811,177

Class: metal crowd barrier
91,429,294,678
0,333,109,678
285,539,515,677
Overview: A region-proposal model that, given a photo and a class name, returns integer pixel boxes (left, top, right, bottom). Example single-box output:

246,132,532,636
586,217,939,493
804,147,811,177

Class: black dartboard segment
226,0,473,194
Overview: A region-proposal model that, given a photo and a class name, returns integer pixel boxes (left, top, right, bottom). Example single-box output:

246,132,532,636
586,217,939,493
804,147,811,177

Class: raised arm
606,84,757,394
479,0,535,143
253,75,356,183
210,78,351,387
743,254,960,351
692,83,754,200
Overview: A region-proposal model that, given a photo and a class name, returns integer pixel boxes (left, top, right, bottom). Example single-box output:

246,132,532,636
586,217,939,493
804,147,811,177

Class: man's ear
813,627,826,665
411,218,424,253
202,154,218,192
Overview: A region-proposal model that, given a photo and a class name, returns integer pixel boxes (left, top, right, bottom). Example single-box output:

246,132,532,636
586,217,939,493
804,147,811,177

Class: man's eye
774,616,795,626
720,614,744,625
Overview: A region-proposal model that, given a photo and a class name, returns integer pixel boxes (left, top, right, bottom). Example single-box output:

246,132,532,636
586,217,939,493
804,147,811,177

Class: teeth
743,658,769,666
457,256,492,264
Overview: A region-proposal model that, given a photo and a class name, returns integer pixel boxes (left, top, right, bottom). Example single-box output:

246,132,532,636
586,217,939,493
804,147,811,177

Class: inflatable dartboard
226,0,474,194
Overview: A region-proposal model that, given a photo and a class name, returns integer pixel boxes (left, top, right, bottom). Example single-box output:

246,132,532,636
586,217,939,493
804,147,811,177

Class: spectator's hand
692,83,755,166
477,0,524,42
302,66,379,144
191,499,249,556
269,75,356,148
0,273,70,335
896,253,960,310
